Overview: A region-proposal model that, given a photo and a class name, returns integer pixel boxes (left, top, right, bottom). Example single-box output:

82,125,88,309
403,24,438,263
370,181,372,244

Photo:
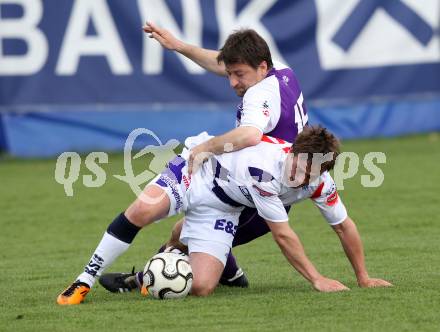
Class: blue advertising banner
0,0,439,156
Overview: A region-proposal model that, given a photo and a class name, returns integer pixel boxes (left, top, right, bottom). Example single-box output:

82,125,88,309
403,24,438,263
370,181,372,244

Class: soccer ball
143,252,193,299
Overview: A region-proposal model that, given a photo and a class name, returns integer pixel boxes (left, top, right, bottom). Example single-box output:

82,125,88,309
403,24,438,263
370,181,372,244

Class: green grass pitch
1,134,439,331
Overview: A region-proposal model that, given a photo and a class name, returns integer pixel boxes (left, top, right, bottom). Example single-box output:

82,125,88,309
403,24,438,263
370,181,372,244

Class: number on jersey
294,93,308,133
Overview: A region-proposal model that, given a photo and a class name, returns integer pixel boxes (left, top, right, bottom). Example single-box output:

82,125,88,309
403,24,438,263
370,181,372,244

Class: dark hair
217,29,273,69
290,126,341,172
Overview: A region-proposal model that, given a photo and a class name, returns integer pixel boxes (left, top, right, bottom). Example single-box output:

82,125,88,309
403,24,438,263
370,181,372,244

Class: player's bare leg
165,218,187,252
189,252,224,296
57,185,170,305
125,185,171,227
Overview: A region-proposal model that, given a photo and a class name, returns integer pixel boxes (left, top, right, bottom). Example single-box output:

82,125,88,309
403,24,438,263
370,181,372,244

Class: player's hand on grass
143,21,183,51
313,276,350,292
358,277,393,288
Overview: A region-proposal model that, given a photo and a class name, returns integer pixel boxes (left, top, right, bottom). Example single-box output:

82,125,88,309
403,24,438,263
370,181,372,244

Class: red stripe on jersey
261,135,275,143
261,135,286,144
310,182,325,199
282,147,290,154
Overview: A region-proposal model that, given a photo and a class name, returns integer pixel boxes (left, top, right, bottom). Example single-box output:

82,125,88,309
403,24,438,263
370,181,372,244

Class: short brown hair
291,126,341,172
217,29,273,69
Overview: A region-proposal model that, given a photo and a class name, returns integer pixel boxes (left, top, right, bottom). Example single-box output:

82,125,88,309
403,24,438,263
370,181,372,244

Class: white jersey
184,133,347,225
151,132,347,259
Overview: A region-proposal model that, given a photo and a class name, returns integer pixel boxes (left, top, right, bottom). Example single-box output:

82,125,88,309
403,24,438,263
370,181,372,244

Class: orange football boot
57,281,90,305
140,285,149,296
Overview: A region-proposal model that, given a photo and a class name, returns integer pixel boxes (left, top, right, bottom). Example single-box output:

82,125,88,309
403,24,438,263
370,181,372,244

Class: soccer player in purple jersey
143,22,307,163
136,23,308,286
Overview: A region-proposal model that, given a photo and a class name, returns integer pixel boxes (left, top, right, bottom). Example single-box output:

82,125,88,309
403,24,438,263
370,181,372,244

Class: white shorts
148,132,217,218
185,238,230,266
180,173,243,250
180,208,241,265
152,164,241,265
149,155,190,218
149,133,244,256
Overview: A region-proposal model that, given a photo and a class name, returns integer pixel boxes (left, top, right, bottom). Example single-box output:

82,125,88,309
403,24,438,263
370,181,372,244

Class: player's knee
191,281,216,297
191,274,217,296
125,200,155,227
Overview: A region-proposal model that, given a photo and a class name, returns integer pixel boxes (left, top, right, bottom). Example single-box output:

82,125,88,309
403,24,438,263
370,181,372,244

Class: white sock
76,232,130,287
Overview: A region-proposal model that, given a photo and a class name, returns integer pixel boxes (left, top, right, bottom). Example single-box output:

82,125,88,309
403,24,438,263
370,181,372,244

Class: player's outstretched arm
332,216,393,288
266,220,349,292
143,21,227,76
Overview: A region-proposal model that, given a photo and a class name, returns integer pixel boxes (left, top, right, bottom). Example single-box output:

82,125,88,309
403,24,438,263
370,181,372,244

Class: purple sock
157,244,166,253
221,251,239,280
136,271,143,287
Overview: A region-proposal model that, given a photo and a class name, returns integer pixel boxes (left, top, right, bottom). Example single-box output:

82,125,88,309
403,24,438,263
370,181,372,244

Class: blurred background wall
0,0,439,157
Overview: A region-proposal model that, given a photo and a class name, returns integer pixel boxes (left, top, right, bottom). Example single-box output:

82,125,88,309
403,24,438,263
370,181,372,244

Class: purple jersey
236,61,308,143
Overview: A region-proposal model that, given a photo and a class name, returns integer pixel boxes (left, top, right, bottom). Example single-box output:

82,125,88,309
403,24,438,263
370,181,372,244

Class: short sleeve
311,173,348,225
239,82,280,134
248,181,288,222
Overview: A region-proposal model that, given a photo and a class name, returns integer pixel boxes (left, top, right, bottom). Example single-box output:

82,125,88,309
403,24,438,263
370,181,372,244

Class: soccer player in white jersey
57,126,354,305
57,127,391,304
142,23,308,286
101,130,392,295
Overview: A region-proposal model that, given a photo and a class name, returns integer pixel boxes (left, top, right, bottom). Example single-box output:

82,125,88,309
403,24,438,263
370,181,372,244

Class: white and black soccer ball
143,252,193,299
